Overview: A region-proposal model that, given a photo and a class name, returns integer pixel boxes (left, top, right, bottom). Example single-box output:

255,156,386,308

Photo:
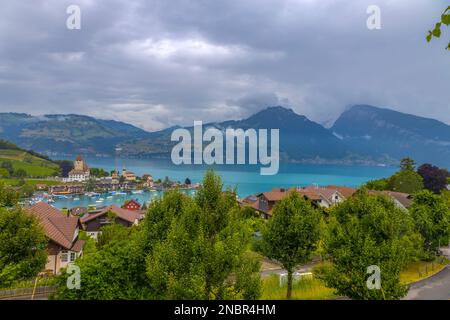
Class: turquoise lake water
51,156,397,209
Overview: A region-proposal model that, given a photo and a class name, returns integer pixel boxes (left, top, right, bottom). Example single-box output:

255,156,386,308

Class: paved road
404,247,450,300
260,261,316,278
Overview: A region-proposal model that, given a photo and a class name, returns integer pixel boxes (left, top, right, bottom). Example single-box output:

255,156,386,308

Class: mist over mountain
0,105,449,167
0,113,150,156
331,105,450,167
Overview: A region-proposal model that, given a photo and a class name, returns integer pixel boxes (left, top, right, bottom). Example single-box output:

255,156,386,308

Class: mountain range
0,105,449,167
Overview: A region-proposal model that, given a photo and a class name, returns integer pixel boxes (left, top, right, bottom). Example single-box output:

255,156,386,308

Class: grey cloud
0,0,448,132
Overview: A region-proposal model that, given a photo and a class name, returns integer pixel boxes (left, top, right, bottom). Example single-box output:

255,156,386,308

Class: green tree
388,170,424,194
0,168,10,178
400,157,416,172
53,171,261,300
162,176,171,188
14,168,27,178
52,233,153,300
410,190,450,258
19,184,35,198
0,183,18,207
97,224,133,249
145,171,261,299
262,191,321,299
318,190,422,300
426,6,450,50
90,168,109,178
85,178,96,192
0,161,14,176
364,178,389,191
0,206,47,288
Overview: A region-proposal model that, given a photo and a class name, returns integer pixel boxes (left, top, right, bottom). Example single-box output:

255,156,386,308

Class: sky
0,0,449,131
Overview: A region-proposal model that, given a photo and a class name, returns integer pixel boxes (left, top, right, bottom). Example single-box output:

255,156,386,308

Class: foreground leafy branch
427,6,450,50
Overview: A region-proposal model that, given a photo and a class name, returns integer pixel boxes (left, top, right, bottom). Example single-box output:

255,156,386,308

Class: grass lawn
0,149,59,177
261,274,337,300
259,256,449,300
0,178,61,187
400,257,449,285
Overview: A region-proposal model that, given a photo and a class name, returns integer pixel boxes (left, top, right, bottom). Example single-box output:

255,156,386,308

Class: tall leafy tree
52,224,154,300
52,232,153,300
146,171,261,299
388,170,424,194
389,158,423,194
53,171,261,300
0,206,47,288
417,163,449,194
262,191,321,299
400,157,416,172
410,190,450,257
318,190,422,300
0,183,18,207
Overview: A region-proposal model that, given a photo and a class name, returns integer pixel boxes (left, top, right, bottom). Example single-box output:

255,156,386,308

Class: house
239,195,272,219
80,205,144,239
27,202,85,275
240,188,291,218
49,184,85,195
369,190,413,210
122,199,142,211
142,174,154,188
242,185,357,218
122,169,136,181
70,206,88,217
35,184,48,191
65,155,90,182
296,186,355,208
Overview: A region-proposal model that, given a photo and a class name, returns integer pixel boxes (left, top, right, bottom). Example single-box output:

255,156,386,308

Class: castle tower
74,155,84,171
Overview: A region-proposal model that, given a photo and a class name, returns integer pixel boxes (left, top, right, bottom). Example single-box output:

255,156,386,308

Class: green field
0,149,59,177
0,178,61,187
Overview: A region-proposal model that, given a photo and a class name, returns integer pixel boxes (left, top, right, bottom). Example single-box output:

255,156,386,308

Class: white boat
115,192,127,196
132,190,143,194
96,200,104,203
107,196,113,199
73,197,80,201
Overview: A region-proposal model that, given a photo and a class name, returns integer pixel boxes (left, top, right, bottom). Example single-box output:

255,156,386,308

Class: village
27,155,200,206
21,155,417,277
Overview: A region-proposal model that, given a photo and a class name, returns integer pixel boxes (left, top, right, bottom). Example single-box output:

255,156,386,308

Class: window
70,252,76,262
61,250,68,262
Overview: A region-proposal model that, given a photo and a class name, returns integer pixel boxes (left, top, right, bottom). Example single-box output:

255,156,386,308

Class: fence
0,285,57,300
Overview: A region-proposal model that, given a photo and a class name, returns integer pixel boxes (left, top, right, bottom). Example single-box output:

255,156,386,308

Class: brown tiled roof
383,191,413,208
261,189,289,201
27,202,80,250
70,239,85,252
325,185,357,198
297,189,323,201
368,190,413,209
81,205,142,224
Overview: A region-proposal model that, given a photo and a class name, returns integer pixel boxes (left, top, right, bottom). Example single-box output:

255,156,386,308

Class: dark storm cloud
0,0,448,131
